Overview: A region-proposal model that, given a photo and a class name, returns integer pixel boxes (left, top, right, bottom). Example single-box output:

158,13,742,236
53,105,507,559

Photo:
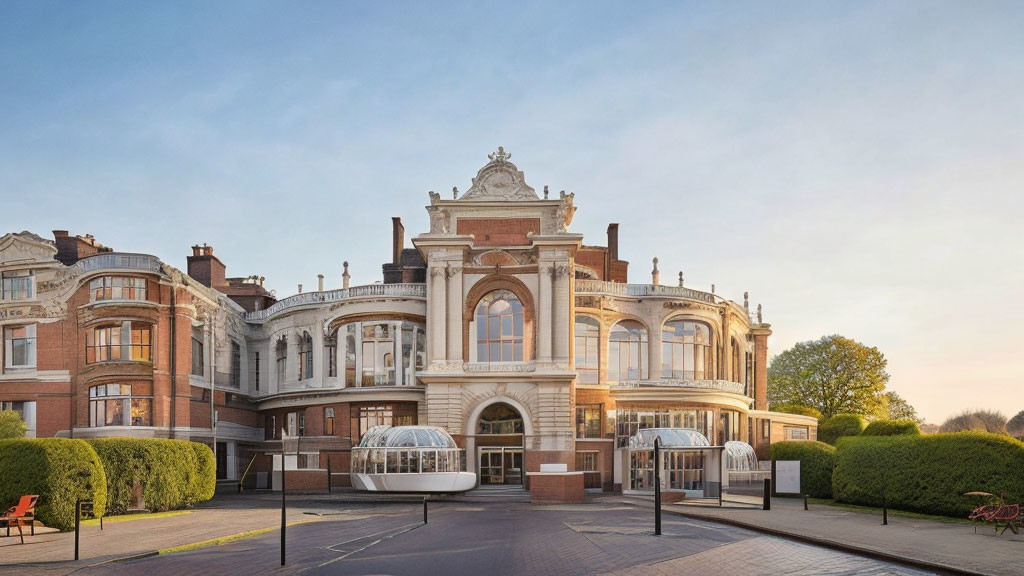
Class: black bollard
763,478,771,510
654,437,662,536
423,497,428,524
327,457,332,493
804,494,808,511
281,455,287,566
74,499,81,560
882,497,888,525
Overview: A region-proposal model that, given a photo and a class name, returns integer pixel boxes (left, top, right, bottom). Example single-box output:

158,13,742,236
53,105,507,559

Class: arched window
298,332,313,380
345,324,356,385
662,320,713,380
275,336,287,383
608,320,647,382
731,338,741,383
475,290,523,363
362,323,396,386
574,316,600,384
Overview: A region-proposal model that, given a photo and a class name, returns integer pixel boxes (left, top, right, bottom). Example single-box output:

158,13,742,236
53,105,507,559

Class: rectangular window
89,276,146,302
251,351,260,392
326,336,337,378
88,384,151,427
2,270,35,300
785,426,809,440
324,407,336,435
3,324,36,368
230,341,241,387
191,327,204,376
762,419,770,439
86,322,151,363
577,451,598,472
350,404,414,442
575,404,603,438
0,401,37,437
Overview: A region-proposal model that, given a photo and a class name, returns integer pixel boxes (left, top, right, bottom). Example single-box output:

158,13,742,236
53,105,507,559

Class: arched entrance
475,402,525,485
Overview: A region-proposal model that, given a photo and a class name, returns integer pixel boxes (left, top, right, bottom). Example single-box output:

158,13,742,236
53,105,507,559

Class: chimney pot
318,274,324,292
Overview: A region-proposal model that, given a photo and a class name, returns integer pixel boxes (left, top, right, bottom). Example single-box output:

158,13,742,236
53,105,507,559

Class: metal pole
281,449,286,566
74,499,80,561
763,477,771,510
804,494,808,511
423,497,428,524
654,438,662,536
882,497,888,525
327,456,332,493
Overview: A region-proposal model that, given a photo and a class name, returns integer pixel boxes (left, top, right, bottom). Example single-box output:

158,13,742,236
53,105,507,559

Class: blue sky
2,1,1022,423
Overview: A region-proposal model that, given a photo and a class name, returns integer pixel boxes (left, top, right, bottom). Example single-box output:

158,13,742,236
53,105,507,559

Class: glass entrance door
503,448,523,485
480,449,504,484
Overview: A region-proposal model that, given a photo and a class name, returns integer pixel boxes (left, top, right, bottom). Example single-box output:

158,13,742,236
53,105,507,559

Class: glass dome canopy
723,441,759,471
629,428,711,448
356,425,458,449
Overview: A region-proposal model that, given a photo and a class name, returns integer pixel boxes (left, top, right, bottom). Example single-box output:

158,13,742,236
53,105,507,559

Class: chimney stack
343,261,350,289
392,217,405,265
186,243,226,288
651,257,660,285
318,274,324,292
607,223,619,260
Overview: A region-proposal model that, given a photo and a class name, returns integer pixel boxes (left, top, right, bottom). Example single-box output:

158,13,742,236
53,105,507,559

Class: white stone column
428,267,447,363
553,264,570,363
354,323,363,387
311,328,324,387
538,265,552,362
446,265,463,362
336,329,345,387
649,320,663,380
721,312,731,381
393,321,403,386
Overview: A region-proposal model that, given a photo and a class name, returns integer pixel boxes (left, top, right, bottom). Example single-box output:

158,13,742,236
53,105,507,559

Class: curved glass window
574,316,599,384
662,320,712,380
609,320,647,382
86,322,152,363
630,428,710,448
719,409,742,444
89,276,146,302
89,384,152,427
475,290,523,363
351,425,463,475
357,425,458,449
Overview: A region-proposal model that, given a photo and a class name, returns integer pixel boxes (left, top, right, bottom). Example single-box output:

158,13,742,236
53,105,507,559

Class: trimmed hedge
770,441,836,498
818,414,866,445
771,403,824,420
862,419,920,437
88,439,216,514
833,432,1024,517
0,439,107,530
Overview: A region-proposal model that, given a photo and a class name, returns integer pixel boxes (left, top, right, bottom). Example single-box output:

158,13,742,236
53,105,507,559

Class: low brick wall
283,470,328,491
529,473,584,504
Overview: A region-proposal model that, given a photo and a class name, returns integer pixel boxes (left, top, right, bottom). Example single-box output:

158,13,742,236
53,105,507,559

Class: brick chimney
186,244,227,289
392,217,405,265
606,223,619,261
53,230,112,265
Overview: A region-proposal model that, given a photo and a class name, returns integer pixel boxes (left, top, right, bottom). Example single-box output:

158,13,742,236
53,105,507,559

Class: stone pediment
0,232,57,266
458,147,538,201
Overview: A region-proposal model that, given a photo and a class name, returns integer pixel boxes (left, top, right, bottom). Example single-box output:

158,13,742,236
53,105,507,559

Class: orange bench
1,495,38,544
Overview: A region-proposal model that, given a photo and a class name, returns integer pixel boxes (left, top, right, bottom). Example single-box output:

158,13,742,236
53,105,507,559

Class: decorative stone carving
42,299,68,318
429,266,446,278
0,233,58,265
664,301,718,313
428,207,450,234
470,249,520,268
743,291,749,312
428,190,440,204
444,264,462,279
458,147,538,201
553,264,571,278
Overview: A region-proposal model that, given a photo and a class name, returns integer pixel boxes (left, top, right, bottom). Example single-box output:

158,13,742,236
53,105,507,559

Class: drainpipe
169,285,176,439
207,311,217,464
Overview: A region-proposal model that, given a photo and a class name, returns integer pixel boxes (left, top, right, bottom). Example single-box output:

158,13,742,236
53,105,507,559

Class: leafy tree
0,410,27,439
767,335,889,419
877,391,921,423
1008,410,1024,439
940,410,1007,435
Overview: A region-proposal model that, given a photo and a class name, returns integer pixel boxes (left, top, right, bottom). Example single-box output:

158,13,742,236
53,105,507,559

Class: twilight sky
2,1,1022,423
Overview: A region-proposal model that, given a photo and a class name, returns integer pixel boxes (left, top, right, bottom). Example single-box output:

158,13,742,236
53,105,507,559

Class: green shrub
0,410,27,439
862,419,920,437
771,403,824,420
0,439,107,530
88,439,216,514
770,441,836,498
818,413,866,445
832,432,1024,517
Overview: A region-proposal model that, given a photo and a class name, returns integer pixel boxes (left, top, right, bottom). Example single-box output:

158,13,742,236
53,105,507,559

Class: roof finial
488,146,511,162
743,291,749,312
652,257,660,285
711,283,715,294
543,185,549,199
452,186,458,199
678,271,684,287
757,303,763,323
343,261,350,290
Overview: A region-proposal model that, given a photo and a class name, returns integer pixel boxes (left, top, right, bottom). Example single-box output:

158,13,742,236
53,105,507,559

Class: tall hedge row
833,432,1024,517
817,414,866,445
770,440,836,498
88,438,216,514
862,419,920,437
0,439,107,530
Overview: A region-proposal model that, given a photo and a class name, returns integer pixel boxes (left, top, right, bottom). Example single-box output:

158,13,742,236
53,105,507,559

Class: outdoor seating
968,493,1021,536
0,495,39,544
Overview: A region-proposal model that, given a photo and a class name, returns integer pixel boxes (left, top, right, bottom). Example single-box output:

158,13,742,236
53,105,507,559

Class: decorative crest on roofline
487,146,511,163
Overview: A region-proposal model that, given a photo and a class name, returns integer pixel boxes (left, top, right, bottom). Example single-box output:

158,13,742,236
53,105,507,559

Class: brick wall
456,218,540,246
529,473,584,504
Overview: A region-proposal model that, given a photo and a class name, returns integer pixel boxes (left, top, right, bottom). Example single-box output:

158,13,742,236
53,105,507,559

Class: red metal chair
0,495,39,544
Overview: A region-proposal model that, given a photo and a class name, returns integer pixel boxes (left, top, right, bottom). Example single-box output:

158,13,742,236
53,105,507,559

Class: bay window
89,276,146,302
86,321,152,363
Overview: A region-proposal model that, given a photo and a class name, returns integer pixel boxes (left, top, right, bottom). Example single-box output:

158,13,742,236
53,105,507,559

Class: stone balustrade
574,279,717,303
613,378,747,395
245,283,427,322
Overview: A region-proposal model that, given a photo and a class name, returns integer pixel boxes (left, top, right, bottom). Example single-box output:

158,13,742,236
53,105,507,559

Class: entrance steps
452,484,531,503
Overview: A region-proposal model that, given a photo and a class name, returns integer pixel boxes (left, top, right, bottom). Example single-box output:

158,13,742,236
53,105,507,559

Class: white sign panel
775,460,801,494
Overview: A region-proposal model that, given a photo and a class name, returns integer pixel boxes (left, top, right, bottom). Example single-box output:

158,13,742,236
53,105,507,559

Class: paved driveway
69,502,932,576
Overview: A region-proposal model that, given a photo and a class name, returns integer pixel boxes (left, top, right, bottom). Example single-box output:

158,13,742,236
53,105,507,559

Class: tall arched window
475,290,523,363
275,336,287,383
361,323,395,386
608,320,647,382
298,332,313,380
662,320,713,380
575,316,600,384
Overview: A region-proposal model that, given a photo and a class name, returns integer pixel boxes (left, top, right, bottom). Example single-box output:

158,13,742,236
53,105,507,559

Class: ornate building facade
0,149,815,492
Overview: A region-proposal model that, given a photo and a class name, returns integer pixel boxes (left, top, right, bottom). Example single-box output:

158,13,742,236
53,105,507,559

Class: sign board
774,460,801,494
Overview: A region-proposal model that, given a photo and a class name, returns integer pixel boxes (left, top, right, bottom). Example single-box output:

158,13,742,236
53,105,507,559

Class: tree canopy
940,410,1008,435
0,410,27,439
878,391,921,423
1008,410,1024,439
767,335,889,419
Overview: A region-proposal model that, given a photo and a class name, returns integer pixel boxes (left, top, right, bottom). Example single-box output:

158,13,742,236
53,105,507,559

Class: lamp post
654,437,662,536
